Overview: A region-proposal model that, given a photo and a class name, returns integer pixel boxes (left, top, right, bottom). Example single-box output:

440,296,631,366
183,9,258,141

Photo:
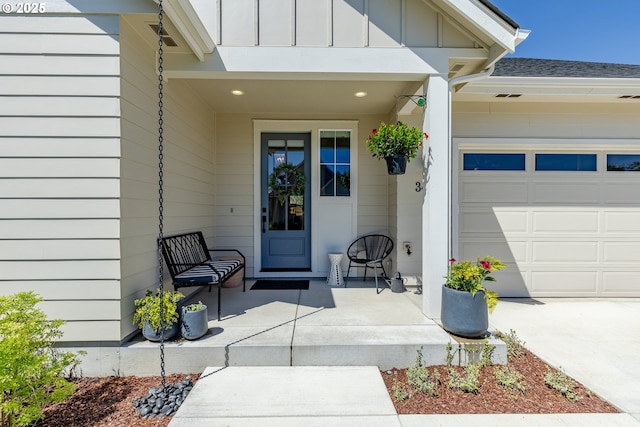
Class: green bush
0,292,82,426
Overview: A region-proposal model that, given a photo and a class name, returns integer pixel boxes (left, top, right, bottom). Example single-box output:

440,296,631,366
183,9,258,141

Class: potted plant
133,289,184,342
365,121,427,175
441,256,506,338
180,301,208,340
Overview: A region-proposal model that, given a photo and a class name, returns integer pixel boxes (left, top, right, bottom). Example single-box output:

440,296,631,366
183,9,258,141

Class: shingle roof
494,57,640,78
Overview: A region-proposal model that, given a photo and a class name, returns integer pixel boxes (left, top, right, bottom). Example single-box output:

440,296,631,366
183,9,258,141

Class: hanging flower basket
268,162,305,204
365,122,427,175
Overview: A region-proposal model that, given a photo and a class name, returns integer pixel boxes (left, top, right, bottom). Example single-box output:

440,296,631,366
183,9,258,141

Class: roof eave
435,0,529,55
163,0,215,61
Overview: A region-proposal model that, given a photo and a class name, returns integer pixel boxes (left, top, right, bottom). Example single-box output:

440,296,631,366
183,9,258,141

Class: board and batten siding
0,15,122,341
216,0,473,48
119,17,216,340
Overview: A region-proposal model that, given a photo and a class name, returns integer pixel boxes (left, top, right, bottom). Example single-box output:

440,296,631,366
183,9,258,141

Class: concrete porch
117,279,505,376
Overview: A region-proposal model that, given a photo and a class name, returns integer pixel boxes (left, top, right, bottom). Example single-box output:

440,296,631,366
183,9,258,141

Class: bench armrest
209,249,245,265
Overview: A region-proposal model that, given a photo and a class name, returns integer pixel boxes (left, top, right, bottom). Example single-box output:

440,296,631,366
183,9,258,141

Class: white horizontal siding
0,240,119,260
2,55,120,76
0,97,120,116
0,138,120,157
0,179,119,198
0,15,122,342
0,220,120,239
0,15,120,34
0,280,120,300
0,76,119,96
1,260,119,280
0,159,119,177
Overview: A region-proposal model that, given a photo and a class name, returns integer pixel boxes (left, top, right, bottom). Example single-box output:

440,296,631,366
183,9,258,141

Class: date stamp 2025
1,3,46,13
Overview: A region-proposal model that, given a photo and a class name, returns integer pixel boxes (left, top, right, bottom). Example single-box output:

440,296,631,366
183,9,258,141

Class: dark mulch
35,348,617,426
381,347,618,414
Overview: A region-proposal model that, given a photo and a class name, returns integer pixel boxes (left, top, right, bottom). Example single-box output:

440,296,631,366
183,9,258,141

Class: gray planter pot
441,285,489,338
385,154,408,175
142,320,179,342
181,304,209,340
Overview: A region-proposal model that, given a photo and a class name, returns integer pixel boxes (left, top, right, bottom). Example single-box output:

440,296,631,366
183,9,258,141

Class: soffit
183,79,420,115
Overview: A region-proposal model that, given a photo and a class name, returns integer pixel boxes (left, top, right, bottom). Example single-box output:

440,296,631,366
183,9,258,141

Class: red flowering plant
444,256,506,312
365,121,427,160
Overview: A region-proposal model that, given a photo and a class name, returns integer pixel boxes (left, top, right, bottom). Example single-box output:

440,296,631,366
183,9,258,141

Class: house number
415,181,423,192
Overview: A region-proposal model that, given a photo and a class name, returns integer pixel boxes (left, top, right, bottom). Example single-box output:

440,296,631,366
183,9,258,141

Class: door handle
262,215,267,233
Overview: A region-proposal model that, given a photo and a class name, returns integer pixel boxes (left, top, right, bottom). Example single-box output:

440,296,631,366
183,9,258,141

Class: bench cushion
174,259,242,285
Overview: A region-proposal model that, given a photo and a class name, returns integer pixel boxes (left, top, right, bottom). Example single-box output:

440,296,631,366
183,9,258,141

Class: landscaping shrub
0,292,82,426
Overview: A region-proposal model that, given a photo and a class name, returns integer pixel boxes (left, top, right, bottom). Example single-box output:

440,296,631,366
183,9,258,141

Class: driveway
489,298,640,422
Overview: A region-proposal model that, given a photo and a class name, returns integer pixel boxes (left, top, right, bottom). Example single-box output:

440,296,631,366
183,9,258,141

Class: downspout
446,64,495,259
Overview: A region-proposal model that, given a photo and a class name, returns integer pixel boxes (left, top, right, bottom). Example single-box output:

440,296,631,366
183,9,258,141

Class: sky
489,0,640,65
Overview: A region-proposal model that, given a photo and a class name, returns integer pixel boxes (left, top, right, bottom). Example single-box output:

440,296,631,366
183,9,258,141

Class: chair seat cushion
174,259,242,285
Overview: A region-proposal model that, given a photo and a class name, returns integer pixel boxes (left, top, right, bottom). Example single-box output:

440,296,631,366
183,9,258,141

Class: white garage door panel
532,211,599,233
531,271,598,293
460,240,527,264
460,181,528,203
460,210,528,234
533,182,600,204
602,272,640,293
458,148,640,297
603,242,640,262
532,241,598,263
603,182,640,203
604,211,640,232
490,269,529,297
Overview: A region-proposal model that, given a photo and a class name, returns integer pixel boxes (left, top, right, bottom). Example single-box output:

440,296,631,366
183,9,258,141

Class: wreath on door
269,162,305,204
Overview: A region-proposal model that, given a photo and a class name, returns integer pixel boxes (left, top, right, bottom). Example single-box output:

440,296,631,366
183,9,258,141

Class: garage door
458,150,640,297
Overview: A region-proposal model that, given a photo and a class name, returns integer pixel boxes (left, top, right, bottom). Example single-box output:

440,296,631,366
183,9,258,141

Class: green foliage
133,289,184,333
544,367,581,401
0,292,81,427
365,121,425,160
447,364,480,394
391,378,410,401
445,341,455,366
478,343,495,368
444,256,506,313
406,349,438,396
496,329,526,361
184,301,206,312
495,366,526,396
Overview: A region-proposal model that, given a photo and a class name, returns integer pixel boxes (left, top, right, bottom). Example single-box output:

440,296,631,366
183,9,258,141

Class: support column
421,74,450,319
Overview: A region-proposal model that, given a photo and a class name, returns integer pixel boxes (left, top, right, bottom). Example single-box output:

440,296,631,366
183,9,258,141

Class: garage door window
607,154,640,171
463,153,525,171
535,154,596,171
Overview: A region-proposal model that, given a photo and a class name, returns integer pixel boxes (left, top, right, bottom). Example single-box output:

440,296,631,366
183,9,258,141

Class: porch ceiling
183,78,422,115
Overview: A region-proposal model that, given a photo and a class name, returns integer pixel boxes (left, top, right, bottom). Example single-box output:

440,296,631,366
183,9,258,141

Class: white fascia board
463,76,640,96
164,47,487,80
438,0,522,52
43,0,155,13
164,0,215,61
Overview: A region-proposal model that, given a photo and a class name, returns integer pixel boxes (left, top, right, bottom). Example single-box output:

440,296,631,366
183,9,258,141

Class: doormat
251,279,309,290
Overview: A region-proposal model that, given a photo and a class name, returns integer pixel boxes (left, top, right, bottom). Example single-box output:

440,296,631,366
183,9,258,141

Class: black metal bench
159,231,245,321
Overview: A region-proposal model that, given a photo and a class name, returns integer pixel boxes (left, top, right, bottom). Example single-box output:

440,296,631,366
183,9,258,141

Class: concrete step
119,325,506,376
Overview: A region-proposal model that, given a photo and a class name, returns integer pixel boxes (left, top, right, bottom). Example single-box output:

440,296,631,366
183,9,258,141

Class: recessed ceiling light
355,91,367,98
231,90,244,96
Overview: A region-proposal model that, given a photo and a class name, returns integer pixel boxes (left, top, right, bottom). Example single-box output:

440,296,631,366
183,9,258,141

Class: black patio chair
345,234,394,294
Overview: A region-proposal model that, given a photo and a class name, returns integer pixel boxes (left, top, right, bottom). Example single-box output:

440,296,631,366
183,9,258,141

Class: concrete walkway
169,298,640,426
